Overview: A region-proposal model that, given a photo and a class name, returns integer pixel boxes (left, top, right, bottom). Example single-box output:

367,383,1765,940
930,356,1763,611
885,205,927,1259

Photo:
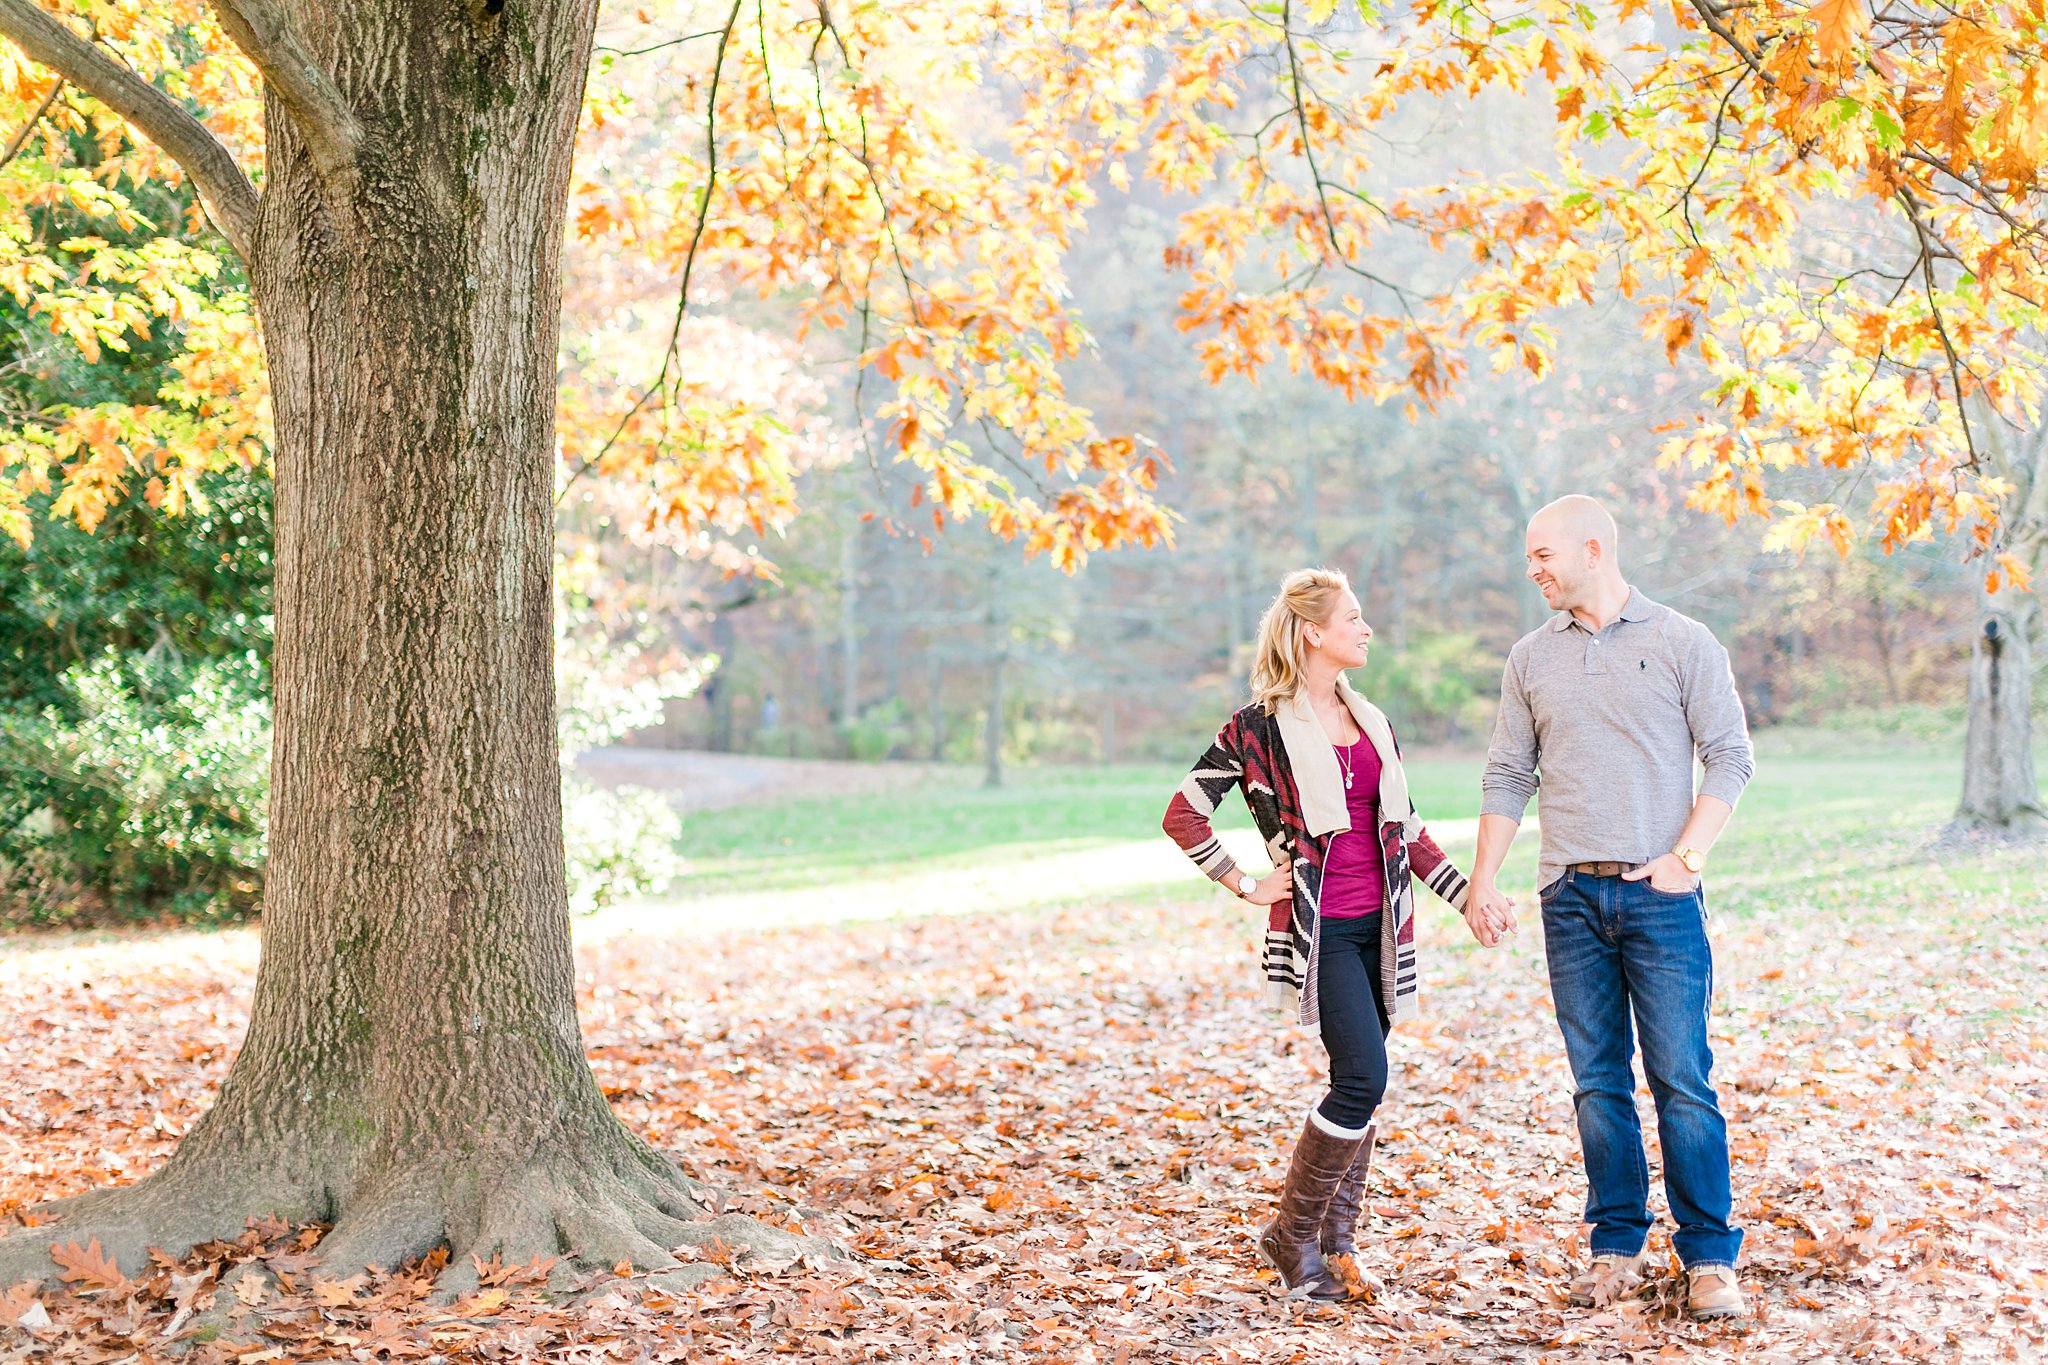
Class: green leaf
1871,107,1903,148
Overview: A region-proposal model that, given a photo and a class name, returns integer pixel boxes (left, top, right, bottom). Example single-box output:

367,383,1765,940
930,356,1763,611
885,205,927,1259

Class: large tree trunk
1954,590,2046,830
0,0,802,1291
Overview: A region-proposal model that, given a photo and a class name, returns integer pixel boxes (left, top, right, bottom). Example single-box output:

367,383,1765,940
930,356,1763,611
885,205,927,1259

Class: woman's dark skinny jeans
1315,911,1388,1131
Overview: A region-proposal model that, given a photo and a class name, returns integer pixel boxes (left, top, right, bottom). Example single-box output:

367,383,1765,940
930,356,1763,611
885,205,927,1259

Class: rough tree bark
1953,413,2048,833
0,0,811,1290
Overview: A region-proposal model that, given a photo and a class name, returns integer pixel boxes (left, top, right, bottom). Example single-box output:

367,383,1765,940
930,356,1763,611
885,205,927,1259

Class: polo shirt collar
1550,585,1652,632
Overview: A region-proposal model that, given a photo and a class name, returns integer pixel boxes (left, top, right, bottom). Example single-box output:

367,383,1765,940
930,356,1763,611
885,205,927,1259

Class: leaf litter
1,877,2043,1362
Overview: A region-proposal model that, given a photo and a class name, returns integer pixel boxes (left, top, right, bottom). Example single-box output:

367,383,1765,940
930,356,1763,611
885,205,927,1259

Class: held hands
1462,882,1518,947
1622,852,1700,895
1241,864,1293,906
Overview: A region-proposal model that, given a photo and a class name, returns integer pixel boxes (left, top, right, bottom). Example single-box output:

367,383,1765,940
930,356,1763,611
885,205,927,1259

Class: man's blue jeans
1541,870,1742,1270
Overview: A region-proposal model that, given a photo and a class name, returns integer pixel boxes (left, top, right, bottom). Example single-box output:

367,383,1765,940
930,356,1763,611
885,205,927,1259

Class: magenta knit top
1319,735,1386,919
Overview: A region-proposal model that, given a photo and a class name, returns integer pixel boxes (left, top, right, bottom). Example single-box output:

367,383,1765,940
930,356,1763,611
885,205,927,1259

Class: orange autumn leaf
49,1238,129,1295
1810,0,1870,64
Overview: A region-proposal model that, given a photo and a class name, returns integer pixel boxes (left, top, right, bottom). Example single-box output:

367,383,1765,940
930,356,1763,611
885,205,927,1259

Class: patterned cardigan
1162,680,1470,1028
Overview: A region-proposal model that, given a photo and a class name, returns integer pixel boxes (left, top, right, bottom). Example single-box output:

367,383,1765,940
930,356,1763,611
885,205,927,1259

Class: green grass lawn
668,729,2034,913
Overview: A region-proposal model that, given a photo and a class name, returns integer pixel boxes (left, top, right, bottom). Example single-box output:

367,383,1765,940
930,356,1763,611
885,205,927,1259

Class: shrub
554,578,705,913
1366,632,1502,745
0,539,706,925
840,698,915,761
0,654,269,924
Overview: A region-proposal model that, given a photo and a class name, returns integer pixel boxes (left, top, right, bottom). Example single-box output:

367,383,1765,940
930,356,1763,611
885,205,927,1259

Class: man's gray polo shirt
1481,587,1754,890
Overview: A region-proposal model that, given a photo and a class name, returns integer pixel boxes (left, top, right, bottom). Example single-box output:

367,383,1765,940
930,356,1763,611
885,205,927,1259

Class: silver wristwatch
1235,873,1258,898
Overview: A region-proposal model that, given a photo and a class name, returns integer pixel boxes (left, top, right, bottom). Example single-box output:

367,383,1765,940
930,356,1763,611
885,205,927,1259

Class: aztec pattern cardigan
1162,679,1470,1028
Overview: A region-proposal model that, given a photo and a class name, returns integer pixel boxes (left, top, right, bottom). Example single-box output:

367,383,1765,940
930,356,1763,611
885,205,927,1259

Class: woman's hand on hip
1243,864,1293,906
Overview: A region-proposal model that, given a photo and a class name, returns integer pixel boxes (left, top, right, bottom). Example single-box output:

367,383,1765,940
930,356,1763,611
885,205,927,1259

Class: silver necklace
1336,735,1356,790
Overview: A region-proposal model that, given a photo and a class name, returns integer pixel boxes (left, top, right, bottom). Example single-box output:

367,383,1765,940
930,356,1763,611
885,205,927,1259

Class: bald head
1530,494,1619,560
1525,494,1625,613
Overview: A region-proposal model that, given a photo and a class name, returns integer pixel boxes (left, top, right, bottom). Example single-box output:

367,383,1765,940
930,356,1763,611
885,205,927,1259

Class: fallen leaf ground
5,821,2045,1364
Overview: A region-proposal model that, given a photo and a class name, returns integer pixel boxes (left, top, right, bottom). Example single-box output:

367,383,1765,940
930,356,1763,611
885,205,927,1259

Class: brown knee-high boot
1256,1116,1367,1299
1320,1120,1378,1259
1317,1121,1378,1300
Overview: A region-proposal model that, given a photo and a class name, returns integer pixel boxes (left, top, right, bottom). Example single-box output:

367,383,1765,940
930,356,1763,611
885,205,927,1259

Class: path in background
576,748,1500,940
577,822,1501,943
574,746,941,811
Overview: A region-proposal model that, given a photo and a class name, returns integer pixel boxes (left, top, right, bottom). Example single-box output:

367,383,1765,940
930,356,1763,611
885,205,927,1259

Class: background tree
1956,413,2048,830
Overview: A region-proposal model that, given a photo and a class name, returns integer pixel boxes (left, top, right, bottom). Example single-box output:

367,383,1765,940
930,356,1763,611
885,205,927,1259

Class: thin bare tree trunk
708,610,737,751
839,524,861,733
983,652,1006,789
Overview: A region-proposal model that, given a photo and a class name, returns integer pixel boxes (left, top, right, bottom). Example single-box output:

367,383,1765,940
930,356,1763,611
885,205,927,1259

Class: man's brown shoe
1686,1266,1746,1320
1566,1252,1646,1307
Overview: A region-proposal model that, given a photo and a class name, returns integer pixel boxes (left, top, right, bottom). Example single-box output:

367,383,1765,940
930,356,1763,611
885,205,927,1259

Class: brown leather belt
1568,861,1642,878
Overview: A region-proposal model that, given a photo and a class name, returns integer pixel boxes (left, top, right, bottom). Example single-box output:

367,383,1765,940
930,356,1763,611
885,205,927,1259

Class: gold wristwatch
1673,846,1706,874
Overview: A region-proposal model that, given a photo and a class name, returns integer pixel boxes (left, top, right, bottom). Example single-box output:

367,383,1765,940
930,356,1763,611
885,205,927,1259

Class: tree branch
207,0,360,188
1897,187,1983,469
0,74,60,170
0,0,258,257
1685,0,1777,87
555,0,745,507
1279,1,1412,309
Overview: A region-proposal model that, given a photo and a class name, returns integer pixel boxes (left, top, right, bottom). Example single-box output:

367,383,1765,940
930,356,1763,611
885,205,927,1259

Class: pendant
1344,774,1353,789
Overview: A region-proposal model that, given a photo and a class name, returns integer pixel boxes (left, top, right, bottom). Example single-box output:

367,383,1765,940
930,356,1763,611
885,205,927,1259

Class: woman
1161,568,1512,1301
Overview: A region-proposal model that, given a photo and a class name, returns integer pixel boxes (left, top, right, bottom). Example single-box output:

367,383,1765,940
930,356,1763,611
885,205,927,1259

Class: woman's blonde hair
1250,568,1351,712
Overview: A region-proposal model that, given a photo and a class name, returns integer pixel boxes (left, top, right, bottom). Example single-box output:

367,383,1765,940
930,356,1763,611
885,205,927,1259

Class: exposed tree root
1927,810,2048,858
316,1168,453,1279
0,1128,846,1295
673,1211,840,1266
0,1171,319,1285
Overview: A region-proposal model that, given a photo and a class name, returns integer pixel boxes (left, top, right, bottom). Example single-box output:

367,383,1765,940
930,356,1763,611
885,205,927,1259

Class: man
1464,494,1754,1320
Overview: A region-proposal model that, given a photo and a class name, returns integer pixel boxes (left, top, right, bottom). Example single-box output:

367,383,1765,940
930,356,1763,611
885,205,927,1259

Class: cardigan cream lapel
1274,676,1415,839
